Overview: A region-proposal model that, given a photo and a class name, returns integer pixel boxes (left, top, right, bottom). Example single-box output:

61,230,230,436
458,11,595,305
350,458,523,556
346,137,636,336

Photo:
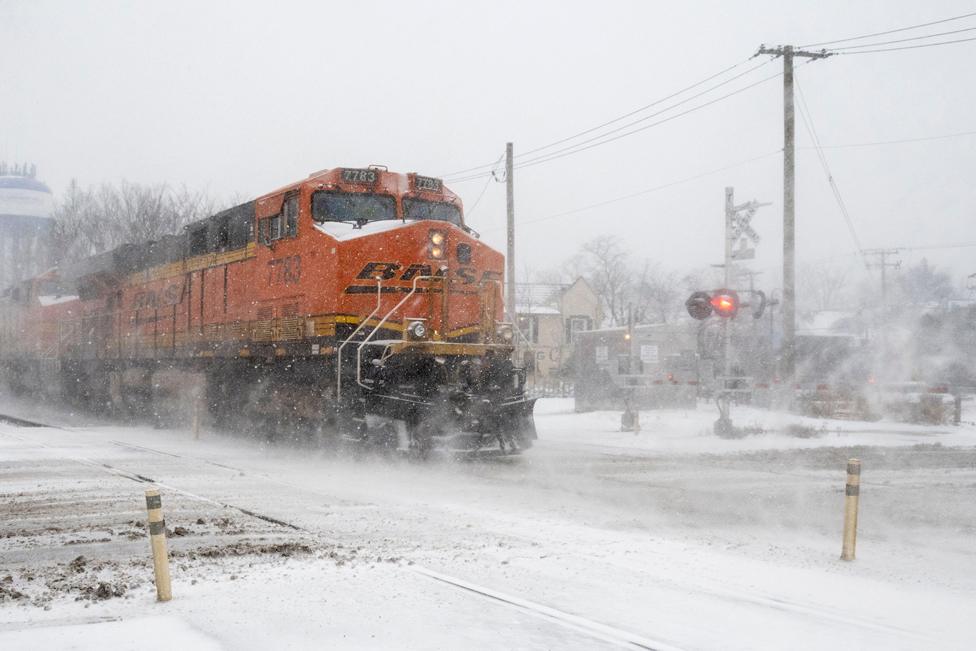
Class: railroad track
0,415,304,531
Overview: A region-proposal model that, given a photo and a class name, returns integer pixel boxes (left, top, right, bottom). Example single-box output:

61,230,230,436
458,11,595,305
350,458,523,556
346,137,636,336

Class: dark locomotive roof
60,201,256,284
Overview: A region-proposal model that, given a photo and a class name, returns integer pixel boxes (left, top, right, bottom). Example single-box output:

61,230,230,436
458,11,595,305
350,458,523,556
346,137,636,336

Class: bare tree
580,235,631,326
633,261,682,324
798,263,851,311
49,180,218,267
896,258,955,305
50,180,99,265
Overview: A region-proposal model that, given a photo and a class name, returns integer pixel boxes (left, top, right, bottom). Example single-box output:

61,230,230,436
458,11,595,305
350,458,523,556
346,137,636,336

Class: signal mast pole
756,44,831,386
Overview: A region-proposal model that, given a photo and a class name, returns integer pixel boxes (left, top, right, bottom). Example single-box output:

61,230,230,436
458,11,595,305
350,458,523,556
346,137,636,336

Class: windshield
312,192,396,223
402,198,462,226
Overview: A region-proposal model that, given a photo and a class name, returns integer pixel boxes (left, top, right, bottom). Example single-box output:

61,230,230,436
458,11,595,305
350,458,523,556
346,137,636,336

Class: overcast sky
2,0,975,289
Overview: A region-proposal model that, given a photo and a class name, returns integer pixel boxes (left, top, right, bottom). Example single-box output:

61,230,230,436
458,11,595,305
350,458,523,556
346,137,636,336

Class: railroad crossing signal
686,289,739,320
685,291,713,320
729,200,765,263
710,290,739,318
686,289,768,320
731,203,762,244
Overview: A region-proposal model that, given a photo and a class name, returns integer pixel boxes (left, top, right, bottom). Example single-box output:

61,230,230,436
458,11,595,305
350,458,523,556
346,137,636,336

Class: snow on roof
515,283,565,308
516,304,560,315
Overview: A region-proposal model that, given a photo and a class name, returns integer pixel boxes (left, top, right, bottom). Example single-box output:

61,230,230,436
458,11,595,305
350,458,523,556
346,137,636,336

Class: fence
527,378,574,399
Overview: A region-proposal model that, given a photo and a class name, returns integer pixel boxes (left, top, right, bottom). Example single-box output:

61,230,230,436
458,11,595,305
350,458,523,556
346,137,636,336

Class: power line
805,129,976,149
480,149,782,232
443,66,785,184
827,25,976,50
515,59,765,159
794,76,865,258
832,34,976,55
507,63,778,171
447,61,818,185
900,241,976,252
800,10,976,48
448,59,775,181
764,242,976,274
462,168,497,219
440,56,764,180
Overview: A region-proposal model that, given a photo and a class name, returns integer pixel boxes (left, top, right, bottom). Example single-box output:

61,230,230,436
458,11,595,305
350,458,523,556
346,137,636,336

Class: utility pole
864,248,901,378
863,248,900,313
505,142,516,334
756,44,831,387
723,187,734,383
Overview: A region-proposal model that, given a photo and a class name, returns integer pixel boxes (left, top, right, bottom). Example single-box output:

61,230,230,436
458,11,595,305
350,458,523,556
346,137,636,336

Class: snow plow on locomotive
0,166,536,455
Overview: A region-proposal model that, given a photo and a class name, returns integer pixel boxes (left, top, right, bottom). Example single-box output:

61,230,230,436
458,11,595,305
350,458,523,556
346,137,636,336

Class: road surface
1,397,974,649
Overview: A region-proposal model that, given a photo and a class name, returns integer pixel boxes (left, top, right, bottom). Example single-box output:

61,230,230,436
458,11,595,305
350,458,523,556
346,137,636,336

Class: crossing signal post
686,288,767,437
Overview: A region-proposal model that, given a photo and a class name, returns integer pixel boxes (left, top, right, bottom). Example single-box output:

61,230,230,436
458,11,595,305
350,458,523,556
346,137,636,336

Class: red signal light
713,296,734,311
709,290,739,318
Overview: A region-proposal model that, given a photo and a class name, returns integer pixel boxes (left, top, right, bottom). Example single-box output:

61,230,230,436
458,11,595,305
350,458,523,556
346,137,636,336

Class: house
514,278,602,380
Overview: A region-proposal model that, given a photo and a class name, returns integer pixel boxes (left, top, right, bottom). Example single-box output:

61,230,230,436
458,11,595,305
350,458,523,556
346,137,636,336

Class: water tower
0,162,55,289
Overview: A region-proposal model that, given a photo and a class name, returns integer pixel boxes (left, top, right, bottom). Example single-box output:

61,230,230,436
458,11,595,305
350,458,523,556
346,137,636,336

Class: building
574,322,701,411
0,163,55,289
514,278,602,381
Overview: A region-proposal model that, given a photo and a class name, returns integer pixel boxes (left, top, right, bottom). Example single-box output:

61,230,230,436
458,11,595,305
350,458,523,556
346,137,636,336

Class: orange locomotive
0,166,536,454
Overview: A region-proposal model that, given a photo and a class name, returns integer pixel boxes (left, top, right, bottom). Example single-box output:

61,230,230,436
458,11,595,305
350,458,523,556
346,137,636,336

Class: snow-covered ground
2,395,975,650
536,397,976,452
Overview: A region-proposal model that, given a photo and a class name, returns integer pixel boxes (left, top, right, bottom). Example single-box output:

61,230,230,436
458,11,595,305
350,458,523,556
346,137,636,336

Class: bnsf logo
355,262,500,286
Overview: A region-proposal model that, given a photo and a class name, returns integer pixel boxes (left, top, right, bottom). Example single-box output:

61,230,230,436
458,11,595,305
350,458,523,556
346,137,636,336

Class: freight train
0,166,536,454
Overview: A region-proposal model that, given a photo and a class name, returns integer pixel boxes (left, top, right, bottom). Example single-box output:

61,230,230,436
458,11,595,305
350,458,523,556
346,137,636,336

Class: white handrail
336,279,382,401
355,275,436,391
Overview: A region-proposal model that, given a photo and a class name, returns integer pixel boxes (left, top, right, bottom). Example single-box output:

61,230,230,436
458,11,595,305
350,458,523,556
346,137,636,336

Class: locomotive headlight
428,230,446,259
496,324,514,343
407,320,428,340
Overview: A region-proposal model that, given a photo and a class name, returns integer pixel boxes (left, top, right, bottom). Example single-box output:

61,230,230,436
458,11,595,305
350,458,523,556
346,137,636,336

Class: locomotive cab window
259,196,298,246
312,191,396,224
284,195,299,237
259,216,282,245
402,199,461,226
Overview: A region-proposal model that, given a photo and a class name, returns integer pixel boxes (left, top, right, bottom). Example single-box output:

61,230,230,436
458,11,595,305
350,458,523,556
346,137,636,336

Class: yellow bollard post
145,487,172,601
840,458,860,561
